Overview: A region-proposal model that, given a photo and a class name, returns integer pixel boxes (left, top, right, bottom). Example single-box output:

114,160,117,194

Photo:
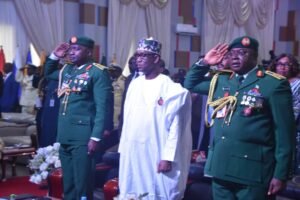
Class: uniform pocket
226,143,262,182
70,115,90,125
68,115,91,141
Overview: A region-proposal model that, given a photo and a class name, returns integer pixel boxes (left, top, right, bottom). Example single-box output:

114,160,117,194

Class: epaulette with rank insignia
265,71,286,80
93,63,108,70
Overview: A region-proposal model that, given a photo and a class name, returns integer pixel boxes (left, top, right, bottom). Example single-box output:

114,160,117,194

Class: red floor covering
0,176,47,197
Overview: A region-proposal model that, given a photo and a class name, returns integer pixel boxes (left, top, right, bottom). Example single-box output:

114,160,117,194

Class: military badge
242,106,253,117
223,86,230,97
76,72,89,80
158,97,164,105
71,36,77,43
256,70,264,77
241,37,250,46
216,106,227,118
240,85,264,116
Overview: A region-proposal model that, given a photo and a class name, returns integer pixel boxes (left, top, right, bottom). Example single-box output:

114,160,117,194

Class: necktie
237,75,244,85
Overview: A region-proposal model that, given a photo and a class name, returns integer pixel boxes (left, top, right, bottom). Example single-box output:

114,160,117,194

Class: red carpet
0,176,47,197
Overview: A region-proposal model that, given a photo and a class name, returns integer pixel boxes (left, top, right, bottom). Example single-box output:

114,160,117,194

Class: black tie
238,75,244,85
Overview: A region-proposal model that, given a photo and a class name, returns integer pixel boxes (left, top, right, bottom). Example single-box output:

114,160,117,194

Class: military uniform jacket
44,58,113,145
184,61,295,187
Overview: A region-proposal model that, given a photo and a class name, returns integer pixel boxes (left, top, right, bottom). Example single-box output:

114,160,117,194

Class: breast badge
240,85,264,116
157,97,164,105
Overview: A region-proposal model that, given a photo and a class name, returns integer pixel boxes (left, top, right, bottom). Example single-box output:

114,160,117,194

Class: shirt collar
4,72,12,81
235,65,258,79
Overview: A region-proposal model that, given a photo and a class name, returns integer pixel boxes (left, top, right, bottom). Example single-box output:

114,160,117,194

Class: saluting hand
87,139,99,155
157,160,172,173
267,178,286,196
53,43,70,58
203,43,228,66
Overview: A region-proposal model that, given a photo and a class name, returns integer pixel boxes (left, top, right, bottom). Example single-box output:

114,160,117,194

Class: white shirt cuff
49,53,60,60
195,58,209,66
90,137,100,142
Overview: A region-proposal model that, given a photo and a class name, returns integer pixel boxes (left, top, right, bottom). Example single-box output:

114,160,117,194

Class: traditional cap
228,36,259,52
69,36,95,49
136,37,162,55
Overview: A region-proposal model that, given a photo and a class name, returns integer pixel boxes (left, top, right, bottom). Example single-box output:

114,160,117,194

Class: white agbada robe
118,74,192,200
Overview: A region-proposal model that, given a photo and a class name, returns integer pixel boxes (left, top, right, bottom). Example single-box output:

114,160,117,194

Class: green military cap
229,36,259,52
69,36,95,49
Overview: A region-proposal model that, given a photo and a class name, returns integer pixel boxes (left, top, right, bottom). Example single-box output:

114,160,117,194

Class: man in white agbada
118,37,192,200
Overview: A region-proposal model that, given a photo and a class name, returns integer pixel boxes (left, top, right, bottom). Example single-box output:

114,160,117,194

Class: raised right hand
53,43,70,58
203,43,228,66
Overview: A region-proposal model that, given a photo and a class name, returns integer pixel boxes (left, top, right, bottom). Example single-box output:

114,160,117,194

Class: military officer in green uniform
184,36,295,200
44,36,113,200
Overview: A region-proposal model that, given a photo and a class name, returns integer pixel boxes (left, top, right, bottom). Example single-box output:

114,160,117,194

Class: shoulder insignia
265,71,286,80
93,63,108,70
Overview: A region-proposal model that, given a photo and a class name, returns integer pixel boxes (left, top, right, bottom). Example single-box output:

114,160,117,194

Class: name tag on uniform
216,106,227,118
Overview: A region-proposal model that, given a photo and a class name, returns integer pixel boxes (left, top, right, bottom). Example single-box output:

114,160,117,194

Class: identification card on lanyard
216,106,227,118
49,98,55,107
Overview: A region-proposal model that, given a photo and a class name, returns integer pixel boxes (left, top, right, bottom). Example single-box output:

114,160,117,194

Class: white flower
54,159,61,168
37,148,45,156
31,174,42,184
45,145,53,153
39,162,49,171
46,155,56,164
41,171,49,179
28,143,61,184
53,142,60,151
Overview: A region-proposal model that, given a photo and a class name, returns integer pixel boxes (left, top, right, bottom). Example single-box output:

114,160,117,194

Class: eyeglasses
135,53,156,58
276,62,292,68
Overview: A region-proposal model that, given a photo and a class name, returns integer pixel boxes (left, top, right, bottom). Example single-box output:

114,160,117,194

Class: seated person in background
15,63,38,114
269,53,300,175
184,36,295,200
0,63,20,113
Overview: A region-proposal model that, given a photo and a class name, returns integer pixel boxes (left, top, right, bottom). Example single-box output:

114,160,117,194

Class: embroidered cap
136,37,162,55
69,36,95,49
228,36,259,52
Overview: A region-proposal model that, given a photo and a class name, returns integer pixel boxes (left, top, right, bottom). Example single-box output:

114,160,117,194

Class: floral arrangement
28,142,61,184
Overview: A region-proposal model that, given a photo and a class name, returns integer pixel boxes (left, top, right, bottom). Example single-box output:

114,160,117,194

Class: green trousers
59,144,95,200
212,178,275,200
